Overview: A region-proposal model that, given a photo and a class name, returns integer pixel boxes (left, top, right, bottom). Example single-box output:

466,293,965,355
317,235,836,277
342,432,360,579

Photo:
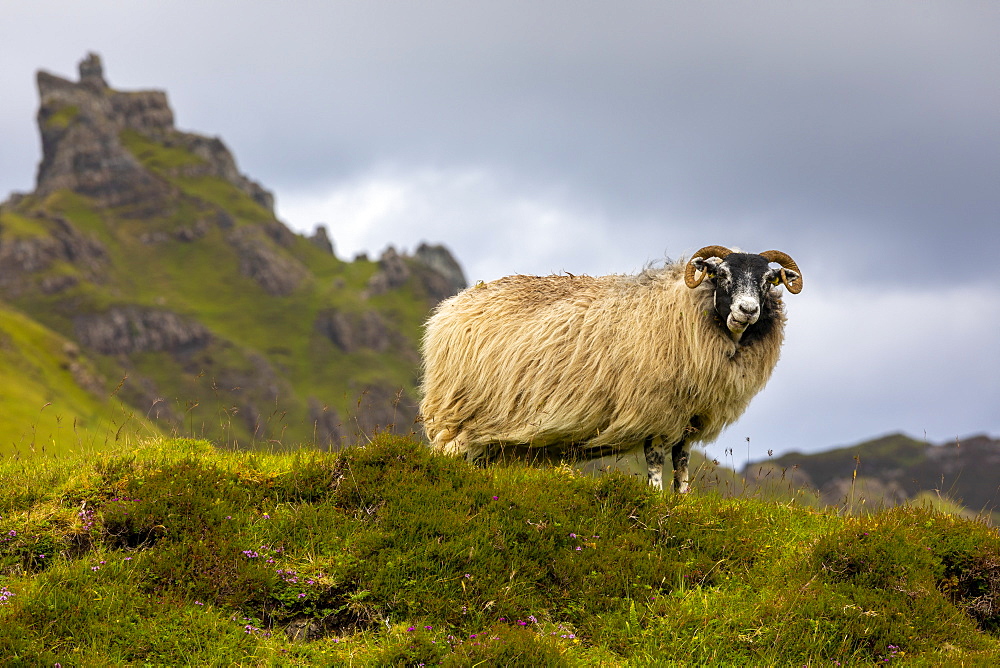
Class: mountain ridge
742,431,1000,518
0,53,465,456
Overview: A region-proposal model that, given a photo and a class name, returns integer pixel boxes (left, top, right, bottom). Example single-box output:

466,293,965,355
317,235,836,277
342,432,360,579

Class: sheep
419,245,802,492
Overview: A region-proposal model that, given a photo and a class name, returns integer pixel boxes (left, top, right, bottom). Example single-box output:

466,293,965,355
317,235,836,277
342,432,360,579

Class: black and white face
692,253,799,341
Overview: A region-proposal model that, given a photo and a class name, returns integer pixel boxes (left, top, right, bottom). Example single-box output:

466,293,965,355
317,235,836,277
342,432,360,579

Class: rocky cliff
0,53,467,456
33,53,273,211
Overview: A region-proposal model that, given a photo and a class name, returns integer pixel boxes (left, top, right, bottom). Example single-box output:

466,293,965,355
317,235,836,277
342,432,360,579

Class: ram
419,246,802,492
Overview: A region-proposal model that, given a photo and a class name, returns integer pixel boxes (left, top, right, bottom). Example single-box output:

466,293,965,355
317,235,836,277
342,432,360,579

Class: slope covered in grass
2,435,1000,665
0,300,157,457
2,55,458,456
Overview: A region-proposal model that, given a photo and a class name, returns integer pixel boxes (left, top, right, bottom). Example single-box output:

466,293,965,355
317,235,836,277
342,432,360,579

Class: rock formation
0,52,468,453
34,52,273,211
366,243,468,303
414,242,467,295
73,307,211,356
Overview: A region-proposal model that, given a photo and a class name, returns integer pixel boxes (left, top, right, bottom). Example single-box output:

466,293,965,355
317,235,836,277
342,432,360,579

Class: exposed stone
74,307,211,355
231,354,296,443
35,69,171,208
309,225,335,255
33,53,274,212
227,226,308,296
0,215,107,296
308,398,346,451
78,52,108,90
263,220,297,248
58,341,107,396
315,308,392,353
365,246,410,297
40,274,79,294
116,373,181,426
165,133,275,211
348,383,419,441
414,242,467,294
175,219,209,242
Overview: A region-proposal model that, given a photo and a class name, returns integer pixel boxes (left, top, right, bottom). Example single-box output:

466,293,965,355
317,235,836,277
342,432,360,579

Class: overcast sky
2,1,998,460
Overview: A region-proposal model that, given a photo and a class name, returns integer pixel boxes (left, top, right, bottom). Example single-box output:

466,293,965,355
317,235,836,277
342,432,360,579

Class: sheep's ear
765,267,800,291
780,268,801,292
693,257,723,277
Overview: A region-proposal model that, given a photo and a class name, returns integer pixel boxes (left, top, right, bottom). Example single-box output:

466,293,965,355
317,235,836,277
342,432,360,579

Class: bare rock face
309,225,335,255
348,383,419,440
34,53,274,212
0,215,107,296
308,398,346,451
74,307,211,355
365,246,411,297
414,242,467,295
315,308,392,353
364,243,468,303
227,226,308,296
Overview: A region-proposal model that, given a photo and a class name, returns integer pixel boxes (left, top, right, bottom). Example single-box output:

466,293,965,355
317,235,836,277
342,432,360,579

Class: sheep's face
693,253,798,343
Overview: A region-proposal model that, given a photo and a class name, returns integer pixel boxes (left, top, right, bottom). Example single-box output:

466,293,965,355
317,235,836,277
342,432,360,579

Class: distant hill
743,432,1000,518
0,53,465,456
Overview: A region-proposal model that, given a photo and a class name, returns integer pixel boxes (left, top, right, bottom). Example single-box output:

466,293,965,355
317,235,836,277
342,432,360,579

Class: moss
0,211,50,239
43,104,79,130
120,129,206,172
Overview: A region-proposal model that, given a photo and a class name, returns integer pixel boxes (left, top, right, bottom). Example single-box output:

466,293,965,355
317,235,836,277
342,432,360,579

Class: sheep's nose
739,303,758,315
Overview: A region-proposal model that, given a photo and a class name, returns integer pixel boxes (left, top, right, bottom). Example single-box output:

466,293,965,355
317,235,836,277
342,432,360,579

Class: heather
2,435,1000,665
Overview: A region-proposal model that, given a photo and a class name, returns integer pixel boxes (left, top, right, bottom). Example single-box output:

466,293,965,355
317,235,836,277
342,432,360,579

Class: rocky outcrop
309,225,335,255
315,308,392,353
308,398,346,450
365,244,467,303
34,53,273,212
348,383,419,440
414,242,467,296
0,52,473,453
74,307,211,355
227,226,308,296
0,215,107,296
60,342,106,396
163,133,274,211
365,246,411,297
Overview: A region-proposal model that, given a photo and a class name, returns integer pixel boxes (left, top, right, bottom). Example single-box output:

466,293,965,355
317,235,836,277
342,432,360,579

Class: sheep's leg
643,436,665,490
672,440,691,493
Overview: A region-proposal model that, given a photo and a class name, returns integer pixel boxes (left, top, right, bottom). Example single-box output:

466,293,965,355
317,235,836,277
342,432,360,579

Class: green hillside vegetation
0,301,156,455
1,126,439,457
2,435,1000,665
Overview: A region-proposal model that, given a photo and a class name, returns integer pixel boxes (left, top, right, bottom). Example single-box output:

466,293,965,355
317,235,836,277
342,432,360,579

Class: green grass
4,144,427,450
2,434,999,665
0,302,158,457
42,104,80,130
0,209,51,239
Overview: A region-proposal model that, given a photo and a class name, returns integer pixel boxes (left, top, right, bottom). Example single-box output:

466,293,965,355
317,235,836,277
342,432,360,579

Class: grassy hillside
0,300,157,457
2,55,460,457
2,435,1000,665
1,136,438,455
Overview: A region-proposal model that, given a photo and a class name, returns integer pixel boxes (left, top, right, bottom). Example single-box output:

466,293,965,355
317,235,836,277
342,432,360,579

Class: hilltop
2,435,1000,664
0,53,465,456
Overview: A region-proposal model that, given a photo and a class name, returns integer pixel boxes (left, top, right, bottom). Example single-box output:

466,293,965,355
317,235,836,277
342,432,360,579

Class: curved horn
684,245,733,288
759,250,803,294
